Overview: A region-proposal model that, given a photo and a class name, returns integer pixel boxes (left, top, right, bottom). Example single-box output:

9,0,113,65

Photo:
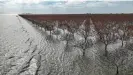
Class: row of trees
21,16,133,75
94,21,132,56
24,18,93,56
24,17,133,57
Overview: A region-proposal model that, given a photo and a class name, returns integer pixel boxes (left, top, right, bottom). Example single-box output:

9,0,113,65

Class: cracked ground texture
1,15,128,75
0,15,92,75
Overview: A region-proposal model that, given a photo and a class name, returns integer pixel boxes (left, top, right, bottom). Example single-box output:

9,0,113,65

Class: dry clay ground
0,15,128,75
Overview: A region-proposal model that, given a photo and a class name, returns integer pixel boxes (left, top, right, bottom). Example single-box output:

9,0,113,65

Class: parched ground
0,15,132,75
0,15,85,75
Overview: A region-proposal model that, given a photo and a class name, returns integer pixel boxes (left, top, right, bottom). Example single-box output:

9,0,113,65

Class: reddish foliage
128,25,133,30
20,14,133,21
19,14,133,31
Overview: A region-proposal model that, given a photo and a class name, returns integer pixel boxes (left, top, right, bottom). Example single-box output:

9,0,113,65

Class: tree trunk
121,38,124,47
84,36,87,43
65,40,69,51
57,28,59,39
83,49,86,57
50,30,52,36
82,36,87,57
66,40,68,46
115,66,119,75
104,44,108,57
72,33,74,39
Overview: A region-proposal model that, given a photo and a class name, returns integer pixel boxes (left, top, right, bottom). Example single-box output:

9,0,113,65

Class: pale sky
0,0,133,14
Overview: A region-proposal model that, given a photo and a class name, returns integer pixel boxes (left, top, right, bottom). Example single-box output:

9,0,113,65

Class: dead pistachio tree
36,20,44,29
39,21,45,30
117,21,130,47
52,20,61,39
95,21,115,57
67,20,80,37
58,20,69,34
61,31,75,51
109,21,120,42
59,20,82,51
45,20,55,36
74,19,93,57
97,48,128,75
79,19,90,43
74,39,93,57
43,20,56,42
41,20,49,32
110,48,128,75
72,55,94,75
34,20,40,27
